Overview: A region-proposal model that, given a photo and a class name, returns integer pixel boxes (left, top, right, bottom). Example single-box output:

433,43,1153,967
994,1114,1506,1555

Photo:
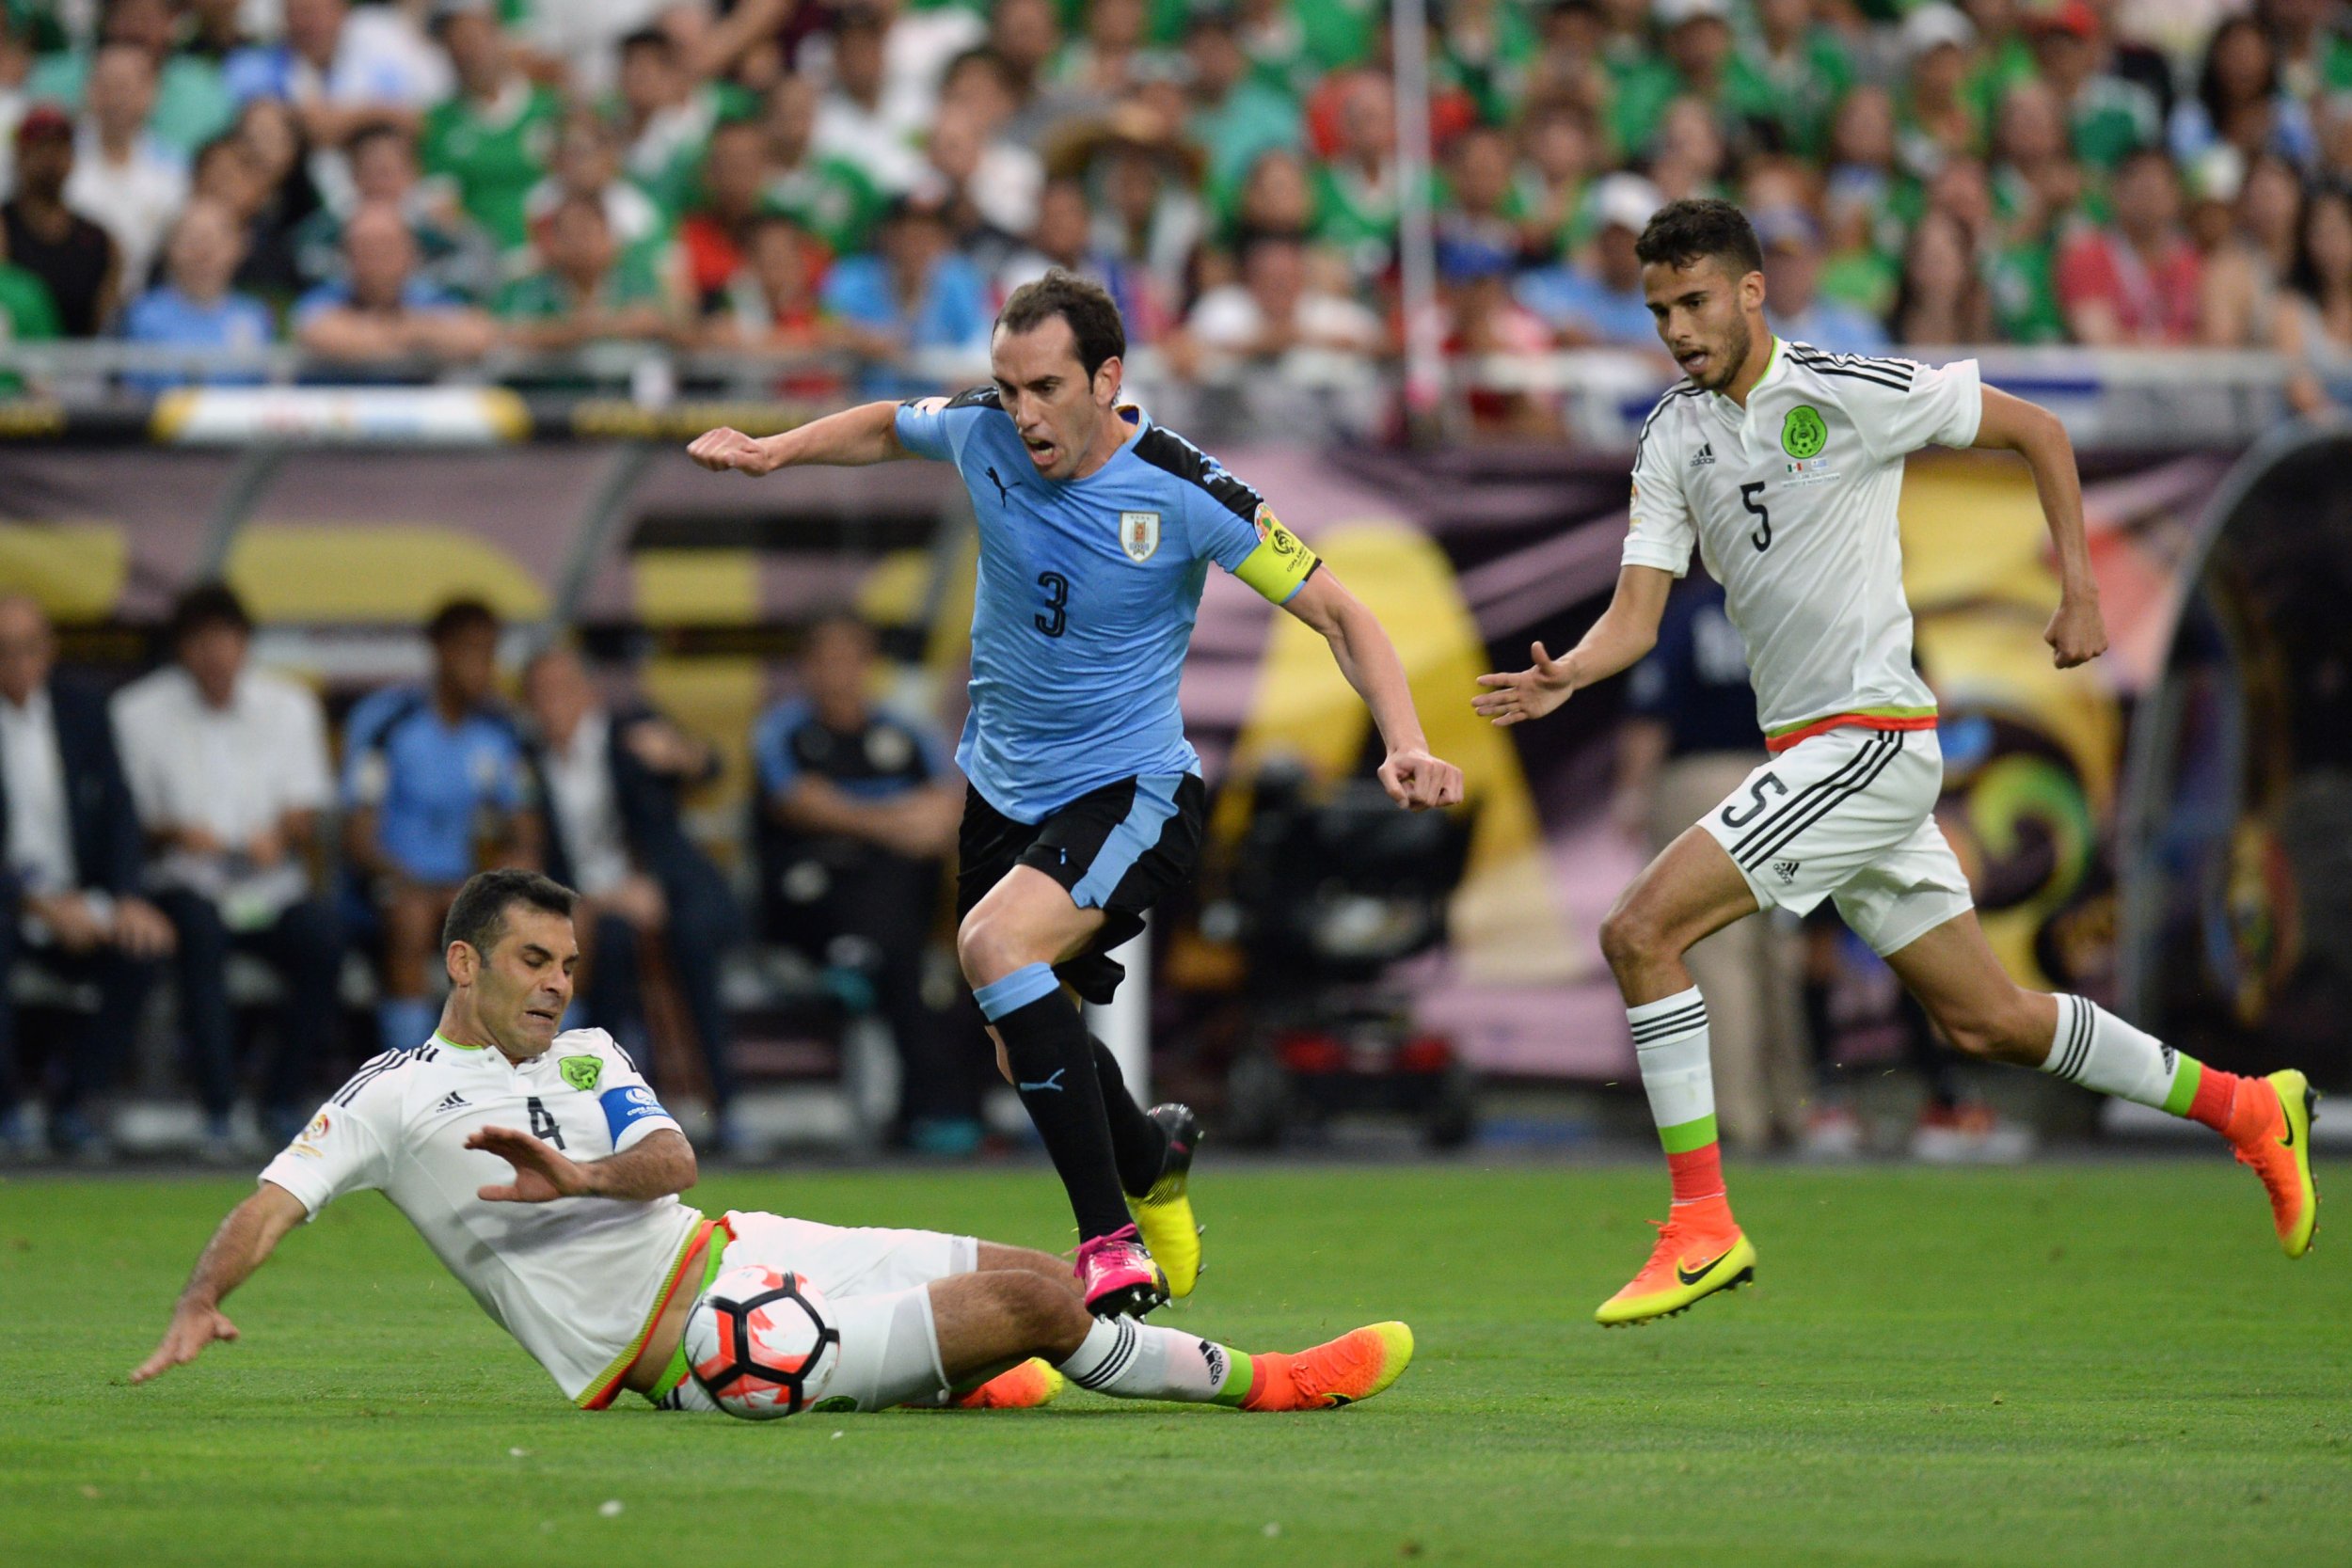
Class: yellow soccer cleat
1240,1323,1416,1411
951,1358,1066,1410
2230,1069,2319,1259
1131,1103,1202,1298
1595,1201,1756,1327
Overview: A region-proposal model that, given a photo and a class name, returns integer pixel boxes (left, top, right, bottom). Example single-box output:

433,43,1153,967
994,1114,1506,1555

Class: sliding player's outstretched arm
687,399,916,475
465,1124,697,1203
130,1180,310,1384
1473,564,1675,727
1281,570,1465,810
1970,386,2107,668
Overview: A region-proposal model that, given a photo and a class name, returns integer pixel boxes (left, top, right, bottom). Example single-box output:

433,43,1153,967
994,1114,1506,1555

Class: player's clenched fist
1471,641,1580,727
2043,594,2108,670
1379,749,1465,811
687,426,782,476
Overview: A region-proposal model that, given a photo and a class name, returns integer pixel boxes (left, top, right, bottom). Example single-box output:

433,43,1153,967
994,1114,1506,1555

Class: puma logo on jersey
1690,442,1715,467
984,465,1011,504
436,1091,469,1112
1772,859,1800,883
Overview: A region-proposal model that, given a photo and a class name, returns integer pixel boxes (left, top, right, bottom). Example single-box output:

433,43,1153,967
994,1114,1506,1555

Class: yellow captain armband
1232,504,1320,605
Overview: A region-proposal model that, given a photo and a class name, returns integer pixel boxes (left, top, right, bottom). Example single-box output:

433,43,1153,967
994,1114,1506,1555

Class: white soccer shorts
673,1211,980,1414
1696,725,1974,957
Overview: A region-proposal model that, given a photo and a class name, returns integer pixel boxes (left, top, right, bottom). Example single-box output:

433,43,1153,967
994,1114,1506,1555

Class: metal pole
1392,0,1443,430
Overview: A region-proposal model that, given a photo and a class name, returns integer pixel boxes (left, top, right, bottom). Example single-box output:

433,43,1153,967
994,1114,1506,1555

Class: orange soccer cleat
951,1358,1066,1410
1594,1196,1756,1327
1238,1323,1416,1412
2226,1069,2319,1259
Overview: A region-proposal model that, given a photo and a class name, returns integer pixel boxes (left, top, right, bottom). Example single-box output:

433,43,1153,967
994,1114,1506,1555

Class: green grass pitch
4,1162,2347,1566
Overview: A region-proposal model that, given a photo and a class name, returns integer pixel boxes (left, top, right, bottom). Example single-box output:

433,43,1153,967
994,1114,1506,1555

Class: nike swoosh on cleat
1676,1247,1736,1287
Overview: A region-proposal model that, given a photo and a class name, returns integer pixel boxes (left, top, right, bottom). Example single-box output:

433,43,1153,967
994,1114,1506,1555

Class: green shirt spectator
26,50,235,156
1185,12,1301,205
1439,0,1538,128
612,28,757,225
1987,236,2068,342
2026,3,2160,171
493,193,673,350
0,260,60,390
421,3,562,253
1735,0,1854,159
759,74,884,260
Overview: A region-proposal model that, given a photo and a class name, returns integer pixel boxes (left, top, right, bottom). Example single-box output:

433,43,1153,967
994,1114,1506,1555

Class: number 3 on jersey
1740,482,1772,552
1034,571,1069,638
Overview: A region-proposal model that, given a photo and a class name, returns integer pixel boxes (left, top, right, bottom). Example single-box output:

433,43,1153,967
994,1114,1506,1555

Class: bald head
343,202,418,308
0,593,56,705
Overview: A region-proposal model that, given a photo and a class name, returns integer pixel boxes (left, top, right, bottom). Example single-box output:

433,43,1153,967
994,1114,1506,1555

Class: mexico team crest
1781,404,1828,459
560,1055,602,1093
1119,510,1161,562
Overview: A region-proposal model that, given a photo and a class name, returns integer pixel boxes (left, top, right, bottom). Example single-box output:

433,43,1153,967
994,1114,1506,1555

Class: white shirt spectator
65,126,187,289
109,663,331,921
521,176,662,253
0,686,76,896
1185,282,1385,356
812,89,927,195
540,708,629,897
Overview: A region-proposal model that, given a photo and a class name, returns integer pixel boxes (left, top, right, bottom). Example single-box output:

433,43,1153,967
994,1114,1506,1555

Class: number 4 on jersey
527,1096,565,1149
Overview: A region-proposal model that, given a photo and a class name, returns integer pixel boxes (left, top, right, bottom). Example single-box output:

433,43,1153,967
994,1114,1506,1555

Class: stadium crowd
0,0,2344,407
0,583,990,1163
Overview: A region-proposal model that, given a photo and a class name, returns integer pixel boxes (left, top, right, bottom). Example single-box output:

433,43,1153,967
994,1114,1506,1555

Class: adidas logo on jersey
1772,859,1801,883
1690,442,1715,467
435,1091,469,1112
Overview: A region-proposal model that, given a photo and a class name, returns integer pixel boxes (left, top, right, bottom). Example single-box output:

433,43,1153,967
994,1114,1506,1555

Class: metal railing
0,341,2319,451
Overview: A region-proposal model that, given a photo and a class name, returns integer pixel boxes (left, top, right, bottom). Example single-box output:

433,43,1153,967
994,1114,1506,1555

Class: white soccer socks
1629,988,1725,1204
1056,1315,1249,1406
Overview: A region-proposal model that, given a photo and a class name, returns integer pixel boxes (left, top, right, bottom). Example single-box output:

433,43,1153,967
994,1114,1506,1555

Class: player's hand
467,1125,591,1202
129,1302,239,1385
2044,592,2107,670
1378,748,1465,811
1472,641,1580,726
686,426,784,476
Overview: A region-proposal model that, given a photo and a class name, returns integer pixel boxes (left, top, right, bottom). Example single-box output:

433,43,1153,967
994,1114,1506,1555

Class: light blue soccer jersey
896,388,1319,823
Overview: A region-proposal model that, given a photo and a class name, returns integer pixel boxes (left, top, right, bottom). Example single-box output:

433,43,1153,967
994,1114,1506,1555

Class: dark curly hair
1635,198,1764,279
996,269,1127,379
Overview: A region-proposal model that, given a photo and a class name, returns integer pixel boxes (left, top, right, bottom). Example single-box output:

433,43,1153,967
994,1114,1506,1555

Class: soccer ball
684,1264,841,1420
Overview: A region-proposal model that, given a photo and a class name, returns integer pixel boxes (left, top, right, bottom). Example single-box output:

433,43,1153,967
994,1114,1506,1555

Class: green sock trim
2161,1056,2203,1118
1211,1348,1254,1408
1659,1114,1719,1155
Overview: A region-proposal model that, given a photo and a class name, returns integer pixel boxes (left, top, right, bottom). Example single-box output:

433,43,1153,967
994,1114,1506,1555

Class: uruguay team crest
1119,510,1161,563
560,1055,602,1093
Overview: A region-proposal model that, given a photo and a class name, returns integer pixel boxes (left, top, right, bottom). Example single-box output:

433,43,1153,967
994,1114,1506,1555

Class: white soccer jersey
258,1028,702,1407
1623,339,1983,750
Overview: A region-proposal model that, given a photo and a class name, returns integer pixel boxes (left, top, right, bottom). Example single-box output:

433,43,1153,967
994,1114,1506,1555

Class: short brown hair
996,269,1126,379
442,869,577,958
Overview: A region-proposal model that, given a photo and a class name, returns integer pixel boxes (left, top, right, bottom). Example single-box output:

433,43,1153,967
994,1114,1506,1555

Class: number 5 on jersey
1740,482,1772,552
